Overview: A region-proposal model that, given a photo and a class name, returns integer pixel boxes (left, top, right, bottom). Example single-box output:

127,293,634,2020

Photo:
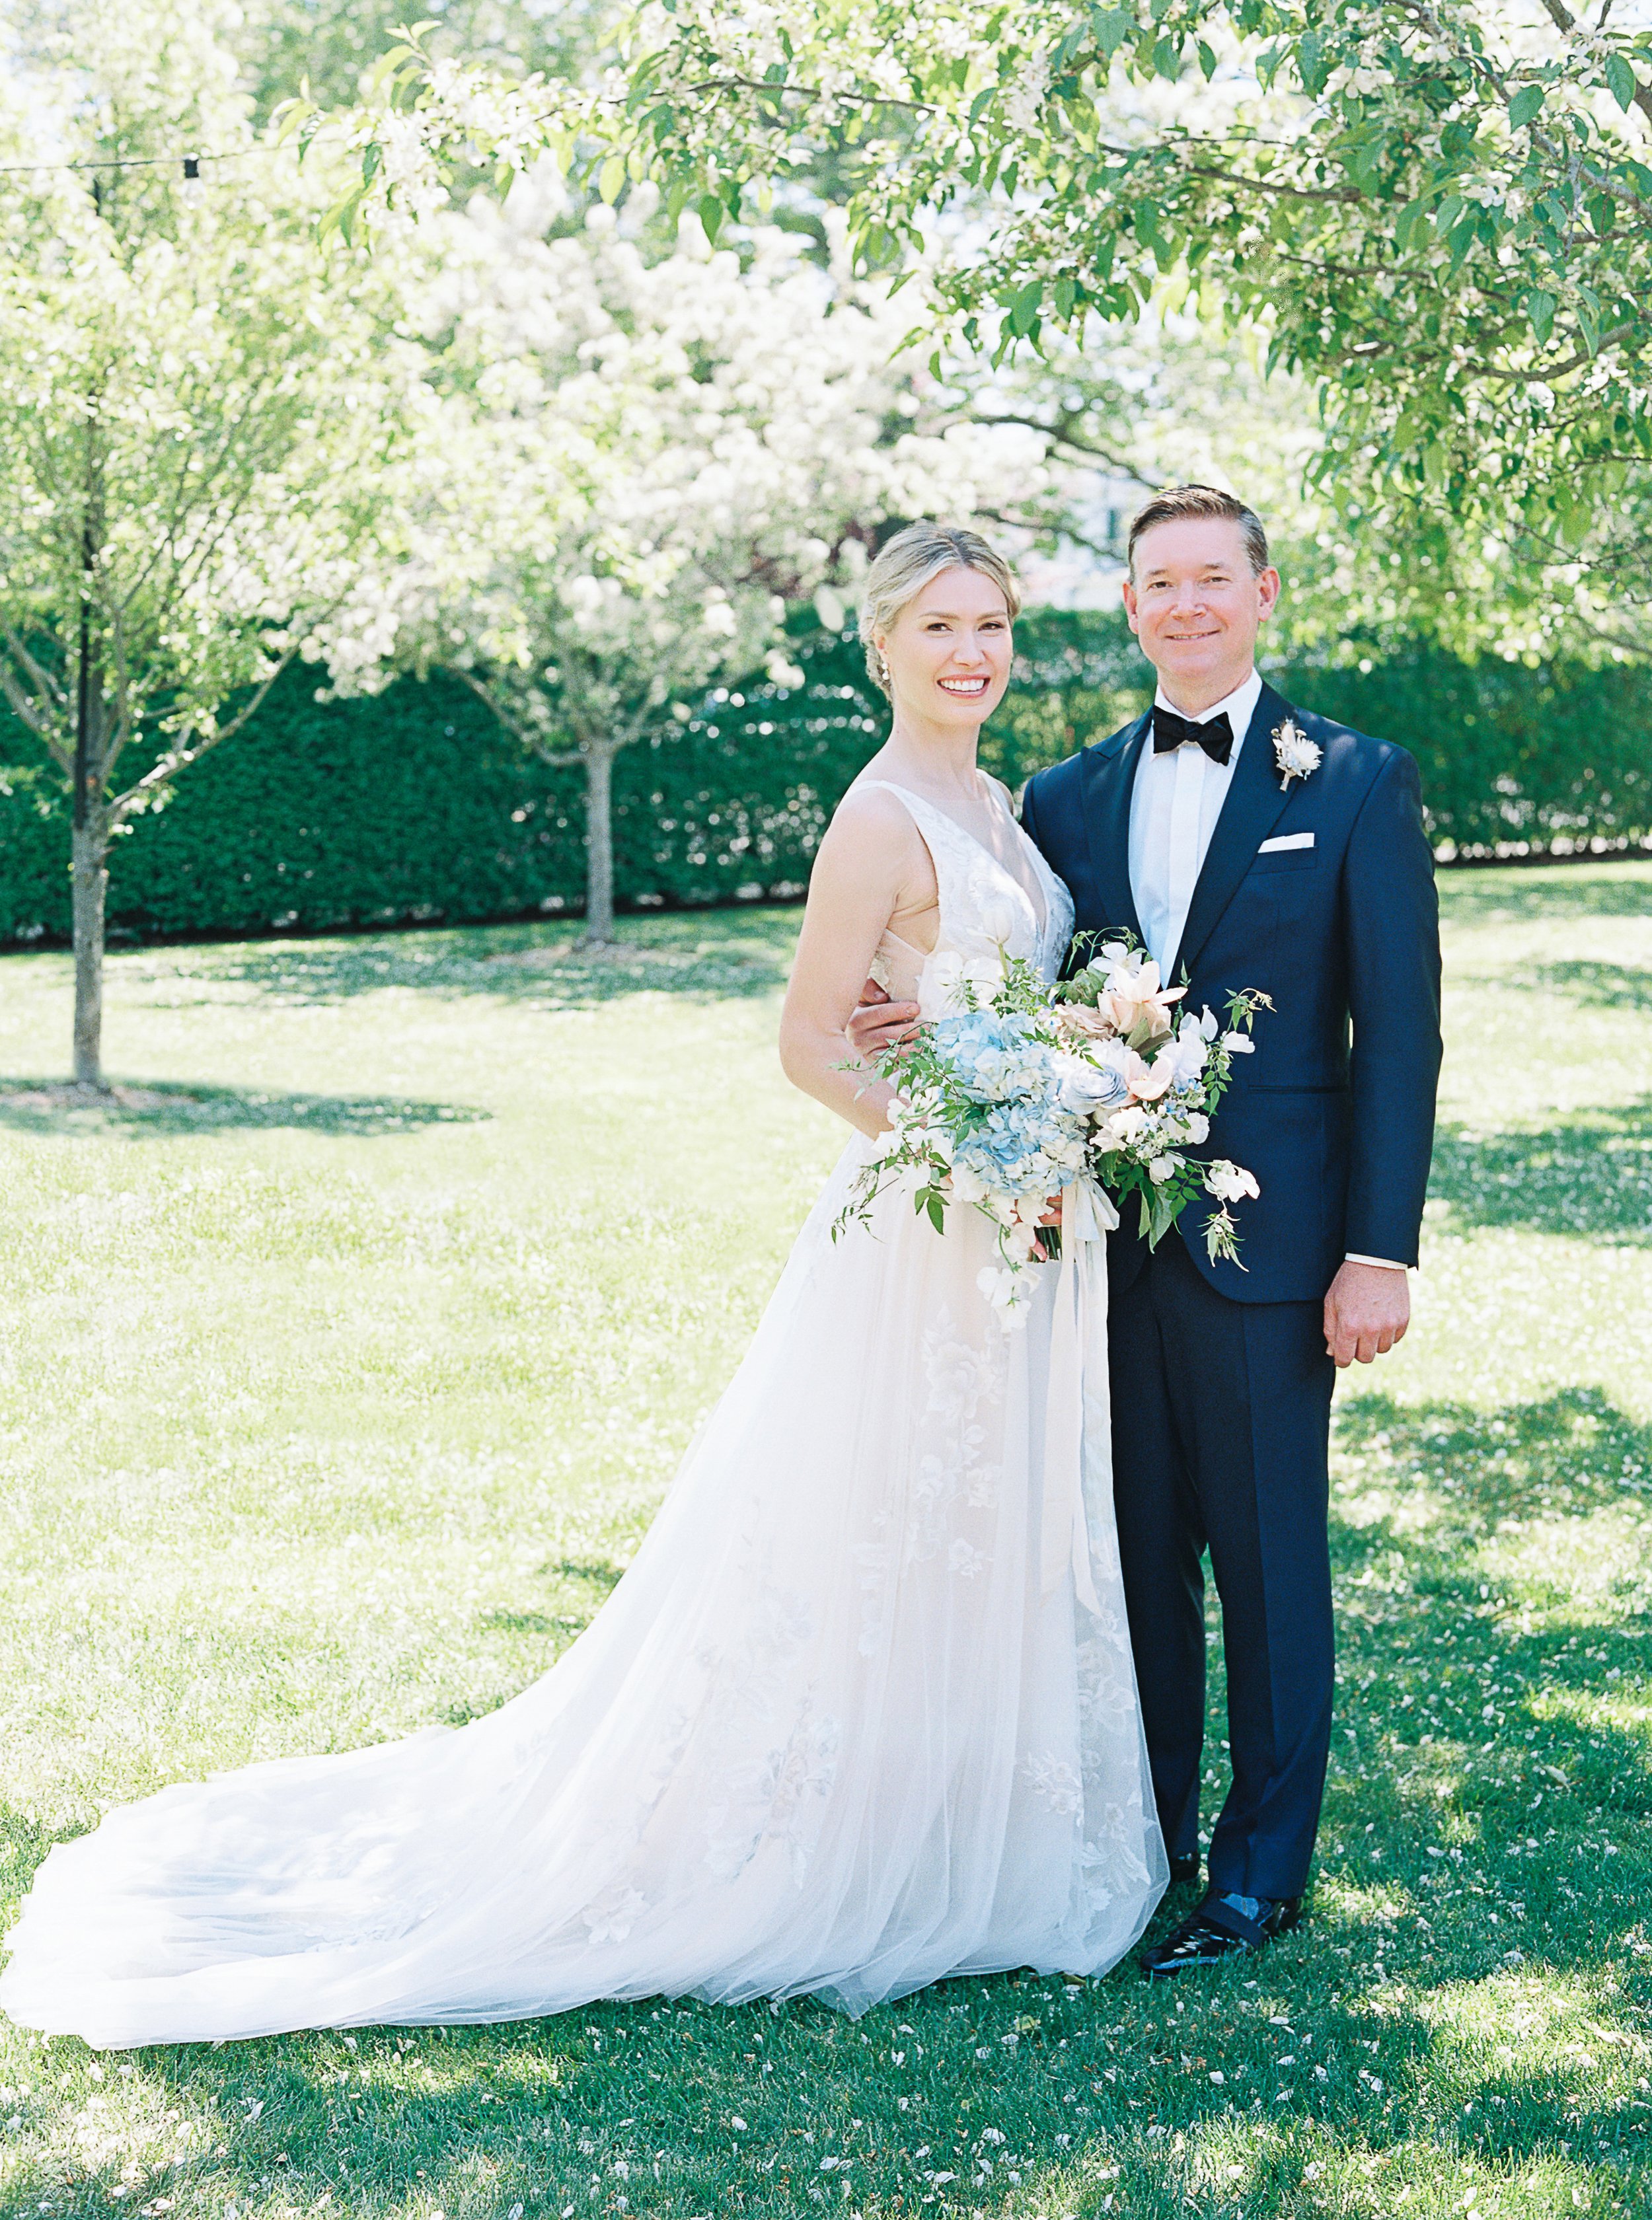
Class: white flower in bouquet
976,895,1022,947
1101,1102,1152,1148
1157,1021,1211,1089
950,1162,990,1206
1205,1160,1261,1203
1148,1156,1178,1185
921,951,1009,1019
977,1264,1024,1316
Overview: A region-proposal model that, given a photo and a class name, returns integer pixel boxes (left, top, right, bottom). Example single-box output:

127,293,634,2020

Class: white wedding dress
0,781,1165,2049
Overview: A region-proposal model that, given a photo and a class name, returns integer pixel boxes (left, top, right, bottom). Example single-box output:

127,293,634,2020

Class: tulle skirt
0,1140,1164,2048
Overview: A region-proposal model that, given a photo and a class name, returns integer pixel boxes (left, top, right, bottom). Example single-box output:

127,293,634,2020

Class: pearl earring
876,649,890,687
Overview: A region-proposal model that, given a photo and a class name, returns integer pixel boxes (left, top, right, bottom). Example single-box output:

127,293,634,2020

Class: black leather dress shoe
1168,1853,1201,1887
1140,1890,1302,1979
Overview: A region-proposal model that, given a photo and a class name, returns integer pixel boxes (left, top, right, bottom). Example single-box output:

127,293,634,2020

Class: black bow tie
1152,705,1234,765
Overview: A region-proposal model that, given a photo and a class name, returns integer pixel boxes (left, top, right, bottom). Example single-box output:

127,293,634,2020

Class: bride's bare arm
779,789,932,1139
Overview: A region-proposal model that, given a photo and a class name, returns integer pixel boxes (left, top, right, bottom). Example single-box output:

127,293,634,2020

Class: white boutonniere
1272,718,1322,792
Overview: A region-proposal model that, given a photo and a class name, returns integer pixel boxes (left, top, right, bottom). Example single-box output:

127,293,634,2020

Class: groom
853,486,1441,1973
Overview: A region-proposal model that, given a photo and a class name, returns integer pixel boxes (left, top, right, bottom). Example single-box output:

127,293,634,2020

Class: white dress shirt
1129,667,1262,982
1128,666,1406,1275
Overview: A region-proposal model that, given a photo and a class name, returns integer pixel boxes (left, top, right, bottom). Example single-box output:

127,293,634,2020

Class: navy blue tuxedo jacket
1020,683,1443,1306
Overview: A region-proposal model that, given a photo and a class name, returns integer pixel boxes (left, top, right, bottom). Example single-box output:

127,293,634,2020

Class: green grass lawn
0,864,1649,2220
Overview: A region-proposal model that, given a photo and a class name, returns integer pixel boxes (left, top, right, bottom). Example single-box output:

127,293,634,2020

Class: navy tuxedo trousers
1109,1234,1336,1900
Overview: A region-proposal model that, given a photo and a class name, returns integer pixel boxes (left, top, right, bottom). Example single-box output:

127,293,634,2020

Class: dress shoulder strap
845,779,975,939
850,779,966,843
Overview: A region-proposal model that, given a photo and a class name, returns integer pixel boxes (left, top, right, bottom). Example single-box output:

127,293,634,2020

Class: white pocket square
1258,831,1314,854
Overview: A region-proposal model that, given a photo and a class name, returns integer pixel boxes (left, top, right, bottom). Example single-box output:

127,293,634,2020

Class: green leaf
1447,215,1479,274
1525,287,1556,342
1005,278,1040,335
1093,7,1133,61
1055,22,1088,68
1508,84,1546,130
598,154,626,204
1605,53,1637,111
1197,40,1217,81
698,192,724,241
319,182,367,247
1392,196,1431,252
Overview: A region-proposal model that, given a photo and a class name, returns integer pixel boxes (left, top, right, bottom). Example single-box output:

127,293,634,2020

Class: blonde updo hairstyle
858,521,1022,698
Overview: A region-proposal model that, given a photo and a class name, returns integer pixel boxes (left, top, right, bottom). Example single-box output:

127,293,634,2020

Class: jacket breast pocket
1249,846,1318,875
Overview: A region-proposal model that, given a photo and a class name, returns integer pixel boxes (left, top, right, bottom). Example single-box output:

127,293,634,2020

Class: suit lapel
1080,712,1150,947
1170,684,1296,979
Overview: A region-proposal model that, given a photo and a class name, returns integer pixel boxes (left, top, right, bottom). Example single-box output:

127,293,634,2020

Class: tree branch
0,626,67,726
684,73,936,116
453,665,584,760
969,408,1158,483
1184,160,1363,207
0,653,66,770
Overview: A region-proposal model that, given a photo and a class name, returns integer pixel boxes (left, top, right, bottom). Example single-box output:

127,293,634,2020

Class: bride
0,521,1165,2049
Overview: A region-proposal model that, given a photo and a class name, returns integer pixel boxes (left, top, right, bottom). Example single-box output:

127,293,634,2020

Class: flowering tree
0,0,416,1086
336,5,1652,655
354,188,1047,944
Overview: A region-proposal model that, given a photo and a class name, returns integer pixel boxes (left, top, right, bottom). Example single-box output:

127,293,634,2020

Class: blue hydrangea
931,1012,1092,1202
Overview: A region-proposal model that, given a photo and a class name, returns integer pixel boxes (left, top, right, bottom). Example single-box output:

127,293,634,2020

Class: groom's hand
845,978,922,1059
1324,1261,1411,1368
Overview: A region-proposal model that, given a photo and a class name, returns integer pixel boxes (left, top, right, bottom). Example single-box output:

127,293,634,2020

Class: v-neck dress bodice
855,779,1075,1012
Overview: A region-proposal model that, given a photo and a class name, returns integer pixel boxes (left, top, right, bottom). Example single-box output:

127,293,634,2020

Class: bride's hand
1030,1194,1062,1261
846,979,922,1060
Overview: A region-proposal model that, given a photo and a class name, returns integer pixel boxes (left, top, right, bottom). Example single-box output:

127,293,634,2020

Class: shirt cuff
1344,1253,1409,1272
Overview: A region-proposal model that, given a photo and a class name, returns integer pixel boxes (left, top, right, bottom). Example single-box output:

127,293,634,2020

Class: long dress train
0,780,1166,2048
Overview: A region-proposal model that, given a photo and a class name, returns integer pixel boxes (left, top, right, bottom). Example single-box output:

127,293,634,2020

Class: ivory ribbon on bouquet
1041,1174,1118,1617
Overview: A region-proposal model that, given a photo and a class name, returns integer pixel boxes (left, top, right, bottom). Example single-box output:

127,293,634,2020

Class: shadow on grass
1429,1100,1652,1242
0,1078,490,1138
3,1390,1647,2217
1438,863,1652,929
98,912,802,1014
1510,958,1652,1013
476,1559,624,1641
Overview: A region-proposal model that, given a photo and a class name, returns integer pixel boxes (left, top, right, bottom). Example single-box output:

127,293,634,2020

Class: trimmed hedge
1275,645,1652,861
0,634,885,945
1,612,1647,945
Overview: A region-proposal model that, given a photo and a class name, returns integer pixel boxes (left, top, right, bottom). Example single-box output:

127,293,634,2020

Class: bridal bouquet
837,938,1270,1319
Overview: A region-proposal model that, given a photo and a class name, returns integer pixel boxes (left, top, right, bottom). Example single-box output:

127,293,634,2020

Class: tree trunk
71,809,111,1090
578,741,617,948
